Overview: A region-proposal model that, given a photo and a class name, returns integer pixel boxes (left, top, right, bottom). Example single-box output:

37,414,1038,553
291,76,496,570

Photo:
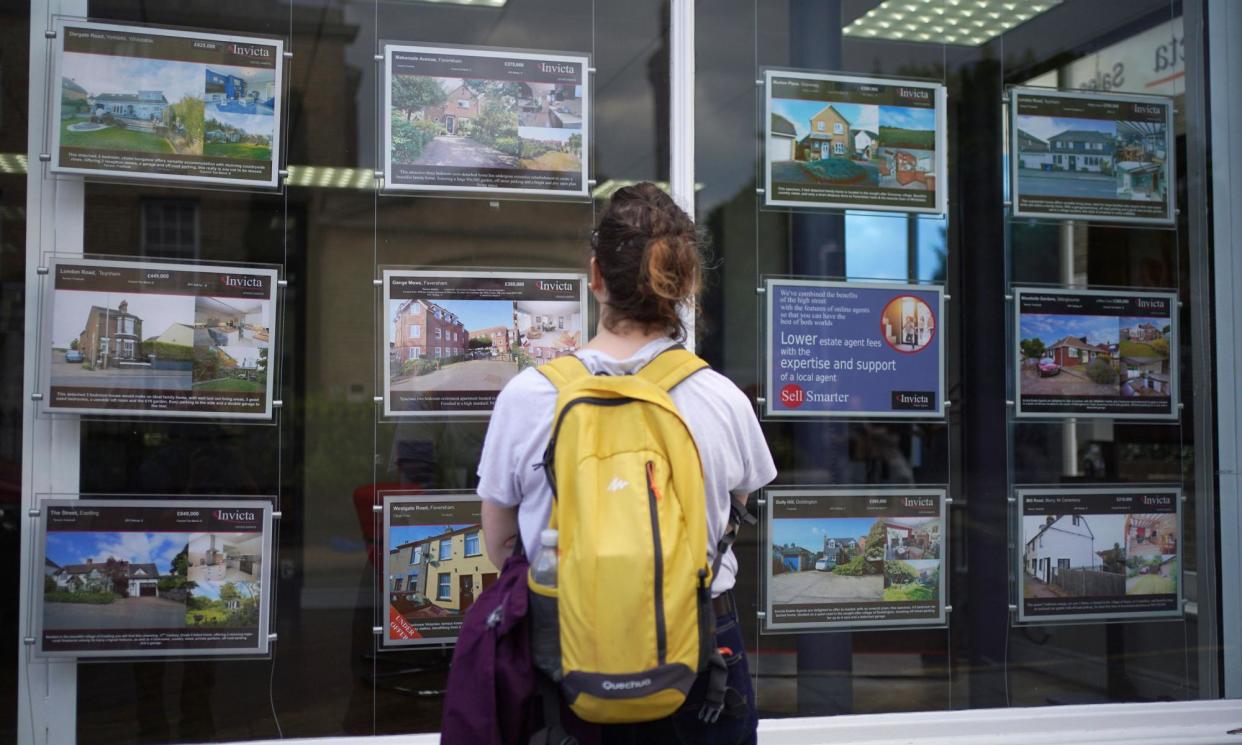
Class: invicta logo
606,477,629,493
220,275,264,288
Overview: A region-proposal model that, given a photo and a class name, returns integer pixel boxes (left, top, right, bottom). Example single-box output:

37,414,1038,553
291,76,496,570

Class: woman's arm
481,499,520,567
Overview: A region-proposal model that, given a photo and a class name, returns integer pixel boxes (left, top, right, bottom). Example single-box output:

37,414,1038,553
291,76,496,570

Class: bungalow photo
769,517,885,606
43,531,193,631
881,295,936,353
1016,115,1169,204
1018,312,1121,399
1119,315,1172,399
388,521,498,626
203,66,276,161
769,97,937,191
388,297,582,396
186,580,261,628
1022,513,1126,600
60,54,206,157
50,290,196,391
1124,513,1178,596
192,296,271,394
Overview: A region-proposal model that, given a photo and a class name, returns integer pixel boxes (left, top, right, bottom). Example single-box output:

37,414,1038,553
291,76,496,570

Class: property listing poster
51,19,284,188
765,279,944,419
764,70,947,213
383,269,587,417
764,488,947,632
1014,287,1178,419
43,257,278,419
1017,487,1182,623
384,44,589,197
382,492,497,648
37,499,273,657
1011,87,1174,224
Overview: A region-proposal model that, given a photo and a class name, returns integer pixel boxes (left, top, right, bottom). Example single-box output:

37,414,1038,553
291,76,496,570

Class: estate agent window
6,1,1240,745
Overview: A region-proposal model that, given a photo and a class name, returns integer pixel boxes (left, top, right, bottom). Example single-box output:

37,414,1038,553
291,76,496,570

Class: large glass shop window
32,0,669,741
696,0,1214,720
6,0,1225,742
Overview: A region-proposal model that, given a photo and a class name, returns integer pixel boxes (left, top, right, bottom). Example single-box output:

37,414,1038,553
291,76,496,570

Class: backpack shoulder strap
635,346,709,392
537,355,590,391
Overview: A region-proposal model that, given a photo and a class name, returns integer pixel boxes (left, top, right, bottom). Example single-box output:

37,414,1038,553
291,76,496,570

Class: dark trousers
566,591,758,745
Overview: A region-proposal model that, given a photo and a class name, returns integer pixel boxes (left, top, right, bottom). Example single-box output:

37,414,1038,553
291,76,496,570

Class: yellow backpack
528,346,727,727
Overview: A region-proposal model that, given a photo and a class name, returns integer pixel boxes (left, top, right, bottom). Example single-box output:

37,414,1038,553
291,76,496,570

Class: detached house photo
42,530,191,632
1015,113,1165,204
769,94,937,192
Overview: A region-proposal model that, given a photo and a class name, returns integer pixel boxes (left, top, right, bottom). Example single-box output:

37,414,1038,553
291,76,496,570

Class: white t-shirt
476,338,777,596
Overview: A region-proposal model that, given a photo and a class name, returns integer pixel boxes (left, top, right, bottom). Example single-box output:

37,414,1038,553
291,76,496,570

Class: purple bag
441,551,536,745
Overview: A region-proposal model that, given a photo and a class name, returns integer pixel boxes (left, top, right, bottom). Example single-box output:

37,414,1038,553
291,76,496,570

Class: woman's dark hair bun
592,182,702,340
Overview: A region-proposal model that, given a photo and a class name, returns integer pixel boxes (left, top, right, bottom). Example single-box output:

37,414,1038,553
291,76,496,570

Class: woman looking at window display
477,181,776,743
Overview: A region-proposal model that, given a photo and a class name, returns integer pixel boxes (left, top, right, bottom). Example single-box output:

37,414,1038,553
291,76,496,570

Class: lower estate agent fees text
767,279,943,418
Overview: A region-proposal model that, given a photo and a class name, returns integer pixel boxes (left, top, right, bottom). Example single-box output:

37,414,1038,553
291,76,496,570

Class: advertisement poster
1017,487,1182,623
43,257,278,419
764,279,944,419
1014,287,1178,419
383,44,589,197
51,19,284,188
383,269,587,417
1011,87,1174,224
764,70,947,214
382,493,497,648
36,499,272,657
764,488,947,632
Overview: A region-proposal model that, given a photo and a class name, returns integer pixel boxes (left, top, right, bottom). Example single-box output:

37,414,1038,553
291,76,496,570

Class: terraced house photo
1023,513,1126,600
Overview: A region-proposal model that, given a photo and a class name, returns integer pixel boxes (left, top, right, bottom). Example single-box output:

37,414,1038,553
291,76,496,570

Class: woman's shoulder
680,366,755,413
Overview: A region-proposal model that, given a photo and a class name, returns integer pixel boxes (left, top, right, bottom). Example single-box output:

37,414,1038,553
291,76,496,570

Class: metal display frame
378,491,490,650
761,486,949,633
381,42,591,200
32,497,276,659
36,254,281,421
48,17,287,191
761,276,947,420
1008,85,1176,226
1012,485,1184,626
1010,285,1180,421
762,68,948,216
